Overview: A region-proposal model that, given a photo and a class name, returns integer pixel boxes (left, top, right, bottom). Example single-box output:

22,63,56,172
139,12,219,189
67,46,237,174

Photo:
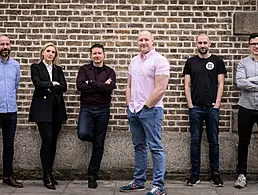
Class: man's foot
145,185,165,195
88,176,97,189
2,177,23,188
120,181,145,192
186,174,200,186
234,174,246,188
211,173,224,187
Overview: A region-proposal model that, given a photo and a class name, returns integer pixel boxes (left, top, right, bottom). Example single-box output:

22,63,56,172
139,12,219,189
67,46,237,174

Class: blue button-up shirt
0,57,20,113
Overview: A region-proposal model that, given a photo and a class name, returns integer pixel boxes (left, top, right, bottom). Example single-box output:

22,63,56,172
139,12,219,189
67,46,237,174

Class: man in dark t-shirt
183,33,227,187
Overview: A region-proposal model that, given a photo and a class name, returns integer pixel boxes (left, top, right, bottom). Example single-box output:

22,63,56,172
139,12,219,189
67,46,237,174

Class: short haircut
90,44,104,53
249,33,258,44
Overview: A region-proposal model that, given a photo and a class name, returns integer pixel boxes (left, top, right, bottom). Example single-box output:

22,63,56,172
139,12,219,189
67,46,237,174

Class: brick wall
0,0,257,134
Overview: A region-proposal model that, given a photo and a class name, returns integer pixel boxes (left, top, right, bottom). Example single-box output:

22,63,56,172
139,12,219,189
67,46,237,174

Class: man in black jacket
76,44,116,188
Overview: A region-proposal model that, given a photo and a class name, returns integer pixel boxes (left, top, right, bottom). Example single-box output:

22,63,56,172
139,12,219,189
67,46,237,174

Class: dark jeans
237,106,258,176
77,107,110,178
189,106,220,175
0,112,17,177
37,121,62,176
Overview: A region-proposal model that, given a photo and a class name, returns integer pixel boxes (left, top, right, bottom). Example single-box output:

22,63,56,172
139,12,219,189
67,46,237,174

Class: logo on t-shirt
206,62,214,70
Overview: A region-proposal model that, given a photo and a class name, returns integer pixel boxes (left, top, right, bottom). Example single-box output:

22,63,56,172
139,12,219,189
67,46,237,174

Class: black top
183,55,227,107
76,61,116,108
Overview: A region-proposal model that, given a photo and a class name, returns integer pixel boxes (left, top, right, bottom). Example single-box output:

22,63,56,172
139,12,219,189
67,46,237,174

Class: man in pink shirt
120,31,170,195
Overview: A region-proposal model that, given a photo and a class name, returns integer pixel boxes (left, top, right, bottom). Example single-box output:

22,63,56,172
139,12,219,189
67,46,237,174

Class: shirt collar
43,60,53,68
250,55,258,62
89,61,106,70
0,56,10,64
139,49,155,60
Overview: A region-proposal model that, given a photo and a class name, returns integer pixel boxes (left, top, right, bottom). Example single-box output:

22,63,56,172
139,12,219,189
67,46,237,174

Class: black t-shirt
183,54,227,107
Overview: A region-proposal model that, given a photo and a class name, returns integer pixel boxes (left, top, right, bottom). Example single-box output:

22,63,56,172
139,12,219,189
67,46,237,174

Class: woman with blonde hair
29,42,67,190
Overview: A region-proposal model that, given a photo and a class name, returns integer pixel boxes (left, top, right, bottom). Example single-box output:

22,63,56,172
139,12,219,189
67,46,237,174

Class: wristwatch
143,105,150,109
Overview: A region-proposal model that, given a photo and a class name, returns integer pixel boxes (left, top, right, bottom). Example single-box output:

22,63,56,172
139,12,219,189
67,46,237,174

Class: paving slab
11,180,69,194
0,180,258,195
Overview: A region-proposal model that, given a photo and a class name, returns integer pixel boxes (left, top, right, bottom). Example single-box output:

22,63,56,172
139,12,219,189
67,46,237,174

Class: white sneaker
234,174,246,188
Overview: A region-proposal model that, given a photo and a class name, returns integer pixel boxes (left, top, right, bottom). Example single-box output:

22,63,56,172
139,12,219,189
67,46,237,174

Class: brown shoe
3,177,23,188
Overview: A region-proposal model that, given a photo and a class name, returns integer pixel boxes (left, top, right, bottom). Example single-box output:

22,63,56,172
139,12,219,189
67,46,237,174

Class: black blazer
29,62,67,122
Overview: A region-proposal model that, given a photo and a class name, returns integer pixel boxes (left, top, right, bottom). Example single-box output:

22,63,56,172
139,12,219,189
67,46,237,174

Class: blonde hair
39,42,60,65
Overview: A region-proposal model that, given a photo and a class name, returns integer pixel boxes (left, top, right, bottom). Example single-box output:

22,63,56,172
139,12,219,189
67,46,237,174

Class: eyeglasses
249,42,258,46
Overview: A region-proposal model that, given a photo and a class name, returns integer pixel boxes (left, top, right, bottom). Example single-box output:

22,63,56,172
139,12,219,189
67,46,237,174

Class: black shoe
3,177,23,188
49,174,58,185
43,176,56,190
187,174,200,186
88,176,97,189
211,173,223,187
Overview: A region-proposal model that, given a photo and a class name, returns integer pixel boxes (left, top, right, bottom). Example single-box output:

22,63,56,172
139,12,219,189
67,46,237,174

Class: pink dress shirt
128,49,170,113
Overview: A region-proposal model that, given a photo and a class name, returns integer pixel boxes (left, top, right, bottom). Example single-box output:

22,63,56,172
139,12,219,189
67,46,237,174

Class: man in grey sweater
235,33,258,188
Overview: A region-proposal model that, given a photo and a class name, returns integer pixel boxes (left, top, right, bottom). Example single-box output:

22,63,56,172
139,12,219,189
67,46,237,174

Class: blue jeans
189,106,220,175
128,107,166,189
77,107,110,178
0,112,17,177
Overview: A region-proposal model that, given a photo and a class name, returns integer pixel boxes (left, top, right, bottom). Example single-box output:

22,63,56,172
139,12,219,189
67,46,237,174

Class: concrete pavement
0,180,258,195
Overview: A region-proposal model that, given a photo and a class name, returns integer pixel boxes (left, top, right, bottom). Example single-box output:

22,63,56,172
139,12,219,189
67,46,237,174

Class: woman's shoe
49,174,58,185
43,176,56,190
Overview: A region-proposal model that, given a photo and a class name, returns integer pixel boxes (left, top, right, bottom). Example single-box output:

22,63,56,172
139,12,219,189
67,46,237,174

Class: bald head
196,33,210,42
138,30,154,55
195,33,211,57
138,30,153,41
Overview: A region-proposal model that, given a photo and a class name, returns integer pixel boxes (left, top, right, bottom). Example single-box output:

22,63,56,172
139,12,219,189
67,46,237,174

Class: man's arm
214,74,225,108
126,74,131,106
76,66,95,93
184,74,193,108
16,63,20,92
88,69,116,94
236,62,258,91
145,74,169,108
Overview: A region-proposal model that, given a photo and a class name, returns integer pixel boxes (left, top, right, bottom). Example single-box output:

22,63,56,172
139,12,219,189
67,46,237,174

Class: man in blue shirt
0,35,23,188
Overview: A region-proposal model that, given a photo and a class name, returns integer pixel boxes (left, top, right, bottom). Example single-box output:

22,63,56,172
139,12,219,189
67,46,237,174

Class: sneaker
211,173,224,187
120,181,145,192
186,174,200,186
88,176,97,189
145,185,165,195
234,174,246,188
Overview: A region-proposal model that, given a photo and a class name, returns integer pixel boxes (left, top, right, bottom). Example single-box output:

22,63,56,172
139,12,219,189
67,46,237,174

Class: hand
188,104,194,109
52,81,60,86
213,103,220,109
105,78,112,84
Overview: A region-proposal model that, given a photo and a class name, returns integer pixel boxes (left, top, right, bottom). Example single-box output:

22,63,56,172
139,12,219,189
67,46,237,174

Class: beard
198,47,208,55
0,48,10,57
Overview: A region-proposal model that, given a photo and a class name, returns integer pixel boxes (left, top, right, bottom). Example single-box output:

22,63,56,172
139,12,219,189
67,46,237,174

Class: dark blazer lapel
39,61,51,81
52,65,59,82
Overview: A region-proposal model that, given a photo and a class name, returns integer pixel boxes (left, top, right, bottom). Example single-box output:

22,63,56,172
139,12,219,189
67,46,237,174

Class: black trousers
237,106,258,176
37,121,62,176
0,112,17,177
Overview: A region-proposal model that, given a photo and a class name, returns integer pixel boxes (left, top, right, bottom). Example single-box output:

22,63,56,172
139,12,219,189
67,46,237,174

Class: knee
78,130,93,142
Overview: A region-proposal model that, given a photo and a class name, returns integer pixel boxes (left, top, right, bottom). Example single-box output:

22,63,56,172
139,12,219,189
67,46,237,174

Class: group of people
0,31,257,195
